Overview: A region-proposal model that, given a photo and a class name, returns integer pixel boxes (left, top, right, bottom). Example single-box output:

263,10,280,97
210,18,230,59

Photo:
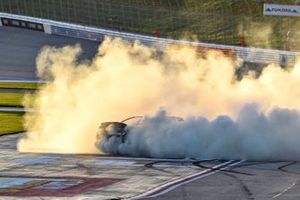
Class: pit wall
0,12,298,67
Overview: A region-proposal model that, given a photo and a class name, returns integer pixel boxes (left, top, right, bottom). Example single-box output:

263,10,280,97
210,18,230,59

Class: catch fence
0,0,299,50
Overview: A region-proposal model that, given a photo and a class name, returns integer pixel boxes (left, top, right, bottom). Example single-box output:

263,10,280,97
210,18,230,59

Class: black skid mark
222,172,255,200
192,161,253,176
278,161,300,175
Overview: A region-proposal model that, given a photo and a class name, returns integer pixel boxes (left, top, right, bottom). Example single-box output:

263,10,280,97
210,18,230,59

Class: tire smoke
99,106,300,160
17,37,300,160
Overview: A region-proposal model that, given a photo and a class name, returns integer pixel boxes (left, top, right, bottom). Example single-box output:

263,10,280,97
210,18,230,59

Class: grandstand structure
0,0,299,51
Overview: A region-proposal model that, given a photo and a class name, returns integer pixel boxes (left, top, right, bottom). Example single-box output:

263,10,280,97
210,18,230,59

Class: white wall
43,24,51,34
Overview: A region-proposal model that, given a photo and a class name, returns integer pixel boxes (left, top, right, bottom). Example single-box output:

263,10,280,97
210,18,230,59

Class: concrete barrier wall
0,12,298,67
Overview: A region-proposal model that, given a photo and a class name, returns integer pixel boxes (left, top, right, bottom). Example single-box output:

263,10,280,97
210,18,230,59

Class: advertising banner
264,4,300,17
1,18,44,31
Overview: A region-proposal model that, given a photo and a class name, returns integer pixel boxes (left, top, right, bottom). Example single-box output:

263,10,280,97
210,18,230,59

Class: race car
96,116,142,144
96,116,183,155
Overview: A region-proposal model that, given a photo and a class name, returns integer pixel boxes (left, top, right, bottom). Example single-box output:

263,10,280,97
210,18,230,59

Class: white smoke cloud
18,37,300,161
99,105,300,161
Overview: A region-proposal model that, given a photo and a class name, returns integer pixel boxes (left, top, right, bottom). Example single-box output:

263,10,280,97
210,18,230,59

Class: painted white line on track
272,181,297,199
129,160,245,199
0,107,26,112
0,80,47,83
0,107,34,113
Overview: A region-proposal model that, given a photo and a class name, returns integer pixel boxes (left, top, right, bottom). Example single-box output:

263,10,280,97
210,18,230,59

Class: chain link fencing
0,0,299,50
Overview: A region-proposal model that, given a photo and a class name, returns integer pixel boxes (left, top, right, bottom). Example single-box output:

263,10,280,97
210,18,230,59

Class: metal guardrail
0,12,299,67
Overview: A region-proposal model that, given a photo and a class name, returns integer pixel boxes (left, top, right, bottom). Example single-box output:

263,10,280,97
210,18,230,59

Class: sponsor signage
264,4,300,17
1,18,44,31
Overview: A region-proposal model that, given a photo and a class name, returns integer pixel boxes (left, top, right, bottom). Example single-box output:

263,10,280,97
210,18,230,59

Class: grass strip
0,93,25,107
0,112,24,135
0,82,41,90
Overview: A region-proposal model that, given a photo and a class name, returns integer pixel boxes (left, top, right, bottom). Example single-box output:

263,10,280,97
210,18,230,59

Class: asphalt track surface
0,134,239,199
1,26,300,199
2,134,300,199
0,26,98,81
